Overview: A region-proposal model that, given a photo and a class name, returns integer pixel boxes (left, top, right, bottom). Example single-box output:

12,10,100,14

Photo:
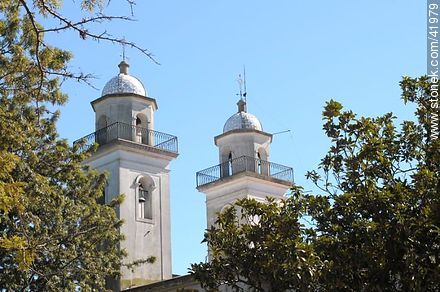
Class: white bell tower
76,61,178,290
196,98,293,228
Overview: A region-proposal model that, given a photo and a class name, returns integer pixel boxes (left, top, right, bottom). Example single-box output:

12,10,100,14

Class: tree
0,1,152,290
306,76,440,291
191,76,440,291
190,195,322,292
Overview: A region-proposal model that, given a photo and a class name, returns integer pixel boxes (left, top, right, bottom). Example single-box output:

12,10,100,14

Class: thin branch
42,70,98,89
39,2,159,64
41,15,133,33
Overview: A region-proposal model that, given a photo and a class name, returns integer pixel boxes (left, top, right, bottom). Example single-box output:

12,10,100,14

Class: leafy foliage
0,0,147,290
306,77,440,291
191,194,321,292
191,76,440,291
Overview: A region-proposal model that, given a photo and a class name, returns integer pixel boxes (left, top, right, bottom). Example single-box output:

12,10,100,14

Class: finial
237,98,247,112
243,65,247,103
236,67,248,112
120,36,128,62
237,74,244,99
122,40,126,62
118,60,129,75
118,37,130,74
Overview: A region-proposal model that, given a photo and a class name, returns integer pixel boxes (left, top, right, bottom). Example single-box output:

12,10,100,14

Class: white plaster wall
86,147,173,287
216,131,271,164
93,96,155,130
204,176,289,229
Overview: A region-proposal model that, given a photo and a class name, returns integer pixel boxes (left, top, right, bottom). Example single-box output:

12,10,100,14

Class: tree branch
39,1,159,64
41,15,133,33
19,0,44,119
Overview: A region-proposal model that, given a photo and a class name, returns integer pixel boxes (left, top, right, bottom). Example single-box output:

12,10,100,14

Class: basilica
74,60,293,291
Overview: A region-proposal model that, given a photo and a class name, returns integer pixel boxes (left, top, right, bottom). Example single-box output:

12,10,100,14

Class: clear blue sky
49,1,425,275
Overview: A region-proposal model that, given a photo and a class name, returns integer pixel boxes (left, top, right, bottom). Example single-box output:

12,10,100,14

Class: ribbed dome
101,61,147,97
223,111,263,133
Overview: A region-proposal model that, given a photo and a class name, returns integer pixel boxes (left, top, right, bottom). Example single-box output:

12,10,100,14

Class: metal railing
196,155,294,187
73,122,178,153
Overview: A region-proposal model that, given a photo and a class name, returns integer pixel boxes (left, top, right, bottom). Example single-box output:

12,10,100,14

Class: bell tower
75,61,178,290
196,97,293,228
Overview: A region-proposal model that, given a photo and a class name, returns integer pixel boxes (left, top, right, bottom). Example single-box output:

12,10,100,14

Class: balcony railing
196,155,294,187
73,122,178,154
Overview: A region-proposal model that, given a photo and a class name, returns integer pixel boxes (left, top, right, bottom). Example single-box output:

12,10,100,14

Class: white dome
101,61,147,96
223,111,263,133
102,74,146,96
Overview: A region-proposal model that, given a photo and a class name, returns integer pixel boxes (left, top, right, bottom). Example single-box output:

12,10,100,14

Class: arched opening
228,152,233,176
96,115,108,144
220,149,234,178
138,184,152,219
136,176,155,220
134,114,149,145
135,116,142,143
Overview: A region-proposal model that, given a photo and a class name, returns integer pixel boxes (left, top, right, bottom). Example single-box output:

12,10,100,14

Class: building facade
75,61,178,290
75,63,293,291
196,98,294,230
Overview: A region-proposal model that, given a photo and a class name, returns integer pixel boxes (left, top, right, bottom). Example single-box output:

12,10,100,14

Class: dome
101,61,147,97
223,99,263,133
223,112,262,133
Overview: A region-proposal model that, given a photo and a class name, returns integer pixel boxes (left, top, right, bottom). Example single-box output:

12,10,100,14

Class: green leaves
307,76,440,291
0,1,127,291
191,195,322,292
323,99,343,120
192,76,439,291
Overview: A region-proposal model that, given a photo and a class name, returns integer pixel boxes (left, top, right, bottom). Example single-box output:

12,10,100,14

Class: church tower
75,61,178,290
196,97,293,229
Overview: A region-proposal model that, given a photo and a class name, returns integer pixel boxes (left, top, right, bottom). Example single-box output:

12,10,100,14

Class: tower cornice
91,93,158,112
214,128,272,145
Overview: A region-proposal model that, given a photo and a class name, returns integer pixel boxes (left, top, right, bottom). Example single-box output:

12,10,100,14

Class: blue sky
49,1,425,275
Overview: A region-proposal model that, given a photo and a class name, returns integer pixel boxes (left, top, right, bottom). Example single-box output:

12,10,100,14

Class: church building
75,61,293,291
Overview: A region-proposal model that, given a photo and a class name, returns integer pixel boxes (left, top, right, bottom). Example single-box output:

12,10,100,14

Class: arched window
136,175,155,221
138,184,152,219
